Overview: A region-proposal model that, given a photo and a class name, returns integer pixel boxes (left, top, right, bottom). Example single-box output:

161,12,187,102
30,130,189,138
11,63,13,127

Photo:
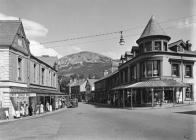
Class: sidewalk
0,107,68,124
90,102,196,110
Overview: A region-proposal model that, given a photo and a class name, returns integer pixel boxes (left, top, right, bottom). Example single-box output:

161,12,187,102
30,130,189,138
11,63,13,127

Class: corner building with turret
94,16,196,107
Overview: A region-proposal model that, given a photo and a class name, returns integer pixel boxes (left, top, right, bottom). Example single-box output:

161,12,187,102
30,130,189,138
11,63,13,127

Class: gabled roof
168,39,185,48
37,55,58,67
0,20,21,45
137,16,170,43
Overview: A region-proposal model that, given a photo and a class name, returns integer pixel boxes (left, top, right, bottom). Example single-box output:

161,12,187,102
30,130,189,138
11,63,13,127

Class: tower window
145,41,152,52
154,41,161,51
163,42,167,51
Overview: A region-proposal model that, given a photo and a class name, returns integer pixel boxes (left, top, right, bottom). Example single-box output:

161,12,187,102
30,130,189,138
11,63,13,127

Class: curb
0,107,68,124
89,102,196,110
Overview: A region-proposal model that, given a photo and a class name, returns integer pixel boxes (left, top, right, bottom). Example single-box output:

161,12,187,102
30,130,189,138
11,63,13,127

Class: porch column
173,88,175,107
122,90,125,108
140,89,143,104
131,89,133,110
182,87,184,104
162,88,165,102
50,96,52,104
151,88,154,107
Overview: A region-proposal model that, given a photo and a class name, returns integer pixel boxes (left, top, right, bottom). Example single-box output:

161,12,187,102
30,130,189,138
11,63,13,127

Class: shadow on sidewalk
175,110,196,115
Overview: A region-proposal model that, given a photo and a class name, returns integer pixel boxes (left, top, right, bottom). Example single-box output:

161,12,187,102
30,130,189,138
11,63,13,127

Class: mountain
57,51,119,79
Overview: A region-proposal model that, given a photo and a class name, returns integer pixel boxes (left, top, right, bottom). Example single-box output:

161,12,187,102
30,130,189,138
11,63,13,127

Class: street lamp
119,31,125,45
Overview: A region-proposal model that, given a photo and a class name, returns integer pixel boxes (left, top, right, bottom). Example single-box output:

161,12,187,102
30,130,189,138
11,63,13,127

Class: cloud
61,46,82,56
177,18,196,29
0,13,48,38
0,13,62,57
30,40,62,58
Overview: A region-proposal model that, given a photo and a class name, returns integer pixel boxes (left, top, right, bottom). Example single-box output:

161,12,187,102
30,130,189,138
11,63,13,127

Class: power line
44,19,196,48
40,14,196,45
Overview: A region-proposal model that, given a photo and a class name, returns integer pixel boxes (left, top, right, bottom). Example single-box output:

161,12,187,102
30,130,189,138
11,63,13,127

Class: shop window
153,60,160,76
146,61,153,76
141,60,160,78
172,63,180,77
140,62,146,78
163,42,167,51
145,41,152,52
130,65,137,80
185,85,193,99
17,57,22,81
154,41,161,51
185,65,192,78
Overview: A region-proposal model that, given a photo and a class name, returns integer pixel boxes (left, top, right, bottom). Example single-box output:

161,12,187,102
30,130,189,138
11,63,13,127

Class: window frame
154,41,162,51
184,64,193,78
41,68,45,85
17,57,22,81
163,41,168,51
144,41,152,52
140,60,160,78
171,63,180,77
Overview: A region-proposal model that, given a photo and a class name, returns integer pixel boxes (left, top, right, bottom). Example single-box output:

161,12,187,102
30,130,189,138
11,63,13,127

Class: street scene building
68,78,97,102
94,16,196,107
0,20,64,118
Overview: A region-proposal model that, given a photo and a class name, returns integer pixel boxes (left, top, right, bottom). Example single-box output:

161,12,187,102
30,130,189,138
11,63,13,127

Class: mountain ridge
57,51,119,79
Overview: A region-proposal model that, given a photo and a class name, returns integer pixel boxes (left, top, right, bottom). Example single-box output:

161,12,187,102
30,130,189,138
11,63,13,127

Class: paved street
0,103,195,140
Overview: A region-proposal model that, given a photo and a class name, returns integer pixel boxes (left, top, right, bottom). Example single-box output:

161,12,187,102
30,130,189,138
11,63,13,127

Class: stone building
94,16,196,107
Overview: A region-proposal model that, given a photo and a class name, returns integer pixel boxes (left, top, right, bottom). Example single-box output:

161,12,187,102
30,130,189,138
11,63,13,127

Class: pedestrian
5,110,9,120
25,104,29,116
55,101,58,110
46,102,49,112
20,105,25,117
49,104,52,112
159,99,163,107
40,103,44,114
28,104,33,116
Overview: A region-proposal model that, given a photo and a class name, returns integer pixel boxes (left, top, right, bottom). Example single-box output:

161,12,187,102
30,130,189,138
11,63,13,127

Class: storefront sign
10,93,36,97
29,93,36,97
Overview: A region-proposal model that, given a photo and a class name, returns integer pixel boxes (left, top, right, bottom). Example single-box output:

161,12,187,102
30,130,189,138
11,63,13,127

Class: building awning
28,88,65,96
112,79,188,90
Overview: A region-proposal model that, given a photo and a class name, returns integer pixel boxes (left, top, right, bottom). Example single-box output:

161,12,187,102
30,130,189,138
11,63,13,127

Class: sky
0,0,195,59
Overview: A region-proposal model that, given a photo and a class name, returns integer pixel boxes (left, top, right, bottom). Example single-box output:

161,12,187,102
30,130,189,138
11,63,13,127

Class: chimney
186,40,192,51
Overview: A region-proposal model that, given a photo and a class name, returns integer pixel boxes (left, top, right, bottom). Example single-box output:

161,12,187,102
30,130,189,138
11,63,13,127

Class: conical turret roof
136,16,170,44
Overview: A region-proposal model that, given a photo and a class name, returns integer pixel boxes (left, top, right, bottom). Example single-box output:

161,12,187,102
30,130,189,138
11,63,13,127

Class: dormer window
177,46,183,52
154,41,161,51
